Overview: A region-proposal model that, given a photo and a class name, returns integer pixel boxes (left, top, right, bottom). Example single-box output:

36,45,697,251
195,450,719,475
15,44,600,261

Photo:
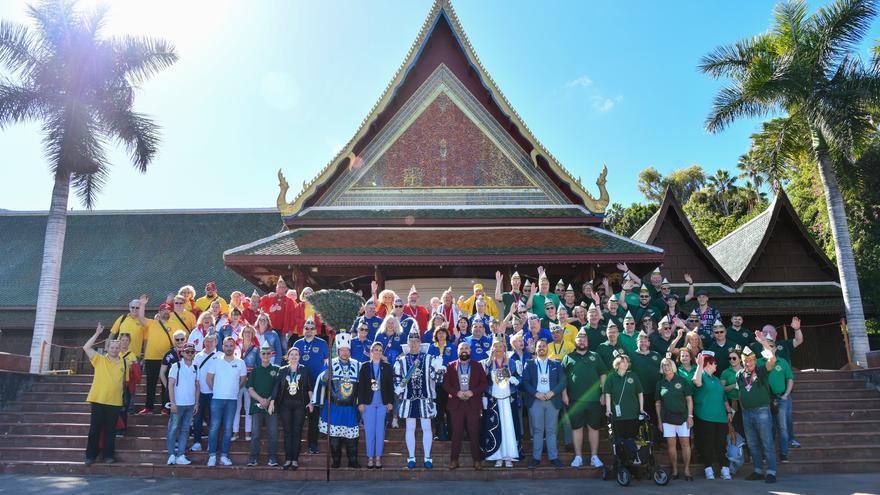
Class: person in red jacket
443,341,488,470
402,285,430,337
260,278,296,350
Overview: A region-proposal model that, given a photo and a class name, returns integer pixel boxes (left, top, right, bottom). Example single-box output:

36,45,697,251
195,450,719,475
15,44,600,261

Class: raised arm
82,324,104,361
791,316,804,348
692,353,705,388
667,328,685,353
756,331,777,371
494,271,503,302
617,262,641,287
618,280,633,310
683,273,695,302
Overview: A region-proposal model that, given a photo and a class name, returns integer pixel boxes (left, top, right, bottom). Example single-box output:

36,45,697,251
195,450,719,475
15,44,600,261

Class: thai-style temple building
0,0,866,372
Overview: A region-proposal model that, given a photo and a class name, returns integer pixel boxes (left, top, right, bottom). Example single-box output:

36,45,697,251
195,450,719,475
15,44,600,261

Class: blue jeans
743,405,777,475
529,399,560,461
192,392,212,443
208,398,238,457
363,403,387,457
167,405,194,457
774,396,791,456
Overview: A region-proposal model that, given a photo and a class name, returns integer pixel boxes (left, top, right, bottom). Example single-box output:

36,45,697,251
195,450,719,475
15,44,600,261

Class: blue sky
1,0,877,211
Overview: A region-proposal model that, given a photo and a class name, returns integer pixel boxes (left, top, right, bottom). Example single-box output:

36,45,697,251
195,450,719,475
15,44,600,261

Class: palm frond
70,166,108,209
705,84,772,133
98,107,160,172
41,105,108,179
83,3,109,38
810,0,877,70
773,0,809,50
699,36,766,79
113,35,178,85
0,20,39,75
26,0,78,52
0,82,44,127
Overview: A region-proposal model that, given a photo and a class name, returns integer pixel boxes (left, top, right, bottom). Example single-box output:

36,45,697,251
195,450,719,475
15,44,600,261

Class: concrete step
792,409,880,421
788,398,880,409
793,371,858,381
793,379,868,391
0,460,601,480
790,389,877,399
792,419,880,434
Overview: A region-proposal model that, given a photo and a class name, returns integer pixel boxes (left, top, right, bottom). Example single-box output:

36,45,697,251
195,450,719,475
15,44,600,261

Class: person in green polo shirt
618,311,639,355
692,352,735,480
247,343,281,467
597,321,627,370
603,354,644,441
562,330,608,469
720,346,744,435
749,316,804,364
736,332,779,484
582,303,606,352
759,354,794,462
707,320,739,374
650,316,675,355
630,332,661,424
726,313,754,347
655,357,693,481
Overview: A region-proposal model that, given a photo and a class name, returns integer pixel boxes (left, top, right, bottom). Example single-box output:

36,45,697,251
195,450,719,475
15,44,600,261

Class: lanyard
536,359,548,376
460,362,470,375
615,373,628,408
371,362,380,381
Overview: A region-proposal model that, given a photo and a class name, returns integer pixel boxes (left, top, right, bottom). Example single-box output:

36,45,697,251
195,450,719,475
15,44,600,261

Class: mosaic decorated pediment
317,65,568,207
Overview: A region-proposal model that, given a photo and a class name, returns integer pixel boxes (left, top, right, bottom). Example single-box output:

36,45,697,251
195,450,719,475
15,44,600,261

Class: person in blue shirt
453,314,471,343
422,313,448,345
469,297,492,331
390,297,418,344
350,321,373,364
373,315,404,366
351,299,383,336
522,314,552,355
291,319,329,454
465,318,493,363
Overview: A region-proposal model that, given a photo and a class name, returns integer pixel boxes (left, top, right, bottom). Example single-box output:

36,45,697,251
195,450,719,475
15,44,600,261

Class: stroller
602,413,669,487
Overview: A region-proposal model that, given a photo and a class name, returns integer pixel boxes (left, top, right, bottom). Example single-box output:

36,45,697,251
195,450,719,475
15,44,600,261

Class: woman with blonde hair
178,285,198,315
481,335,520,467
655,357,693,481
187,312,214,352
603,354,645,441
233,324,259,441
375,289,398,319
422,313,448,345
437,288,461,332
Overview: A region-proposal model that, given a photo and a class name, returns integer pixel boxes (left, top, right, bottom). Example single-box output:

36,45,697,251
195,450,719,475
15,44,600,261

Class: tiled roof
630,209,661,244
0,210,284,309
708,206,774,284
225,226,662,265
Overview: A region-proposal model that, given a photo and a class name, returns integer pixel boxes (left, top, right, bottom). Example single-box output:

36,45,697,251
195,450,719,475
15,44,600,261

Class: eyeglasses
625,322,635,325
174,338,186,342
129,306,139,310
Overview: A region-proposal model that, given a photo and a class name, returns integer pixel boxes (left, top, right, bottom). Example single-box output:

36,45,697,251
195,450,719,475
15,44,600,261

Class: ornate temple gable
318,66,566,207
277,0,609,217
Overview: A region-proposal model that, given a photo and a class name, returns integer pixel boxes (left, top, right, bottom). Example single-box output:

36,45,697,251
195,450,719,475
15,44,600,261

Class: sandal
684,473,694,481
672,473,680,480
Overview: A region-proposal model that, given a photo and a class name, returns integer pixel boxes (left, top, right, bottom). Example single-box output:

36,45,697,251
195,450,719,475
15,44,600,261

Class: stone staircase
0,370,878,480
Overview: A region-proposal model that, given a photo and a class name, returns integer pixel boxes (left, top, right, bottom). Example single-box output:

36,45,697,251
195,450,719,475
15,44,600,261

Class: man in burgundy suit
443,341,488,470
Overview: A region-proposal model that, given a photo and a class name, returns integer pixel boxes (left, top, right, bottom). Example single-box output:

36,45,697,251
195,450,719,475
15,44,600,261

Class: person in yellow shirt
460,283,499,319
140,303,176,414
168,295,195,333
83,323,128,465
195,281,229,315
116,333,139,435
110,296,149,360
548,324,575,362
556,305,579,348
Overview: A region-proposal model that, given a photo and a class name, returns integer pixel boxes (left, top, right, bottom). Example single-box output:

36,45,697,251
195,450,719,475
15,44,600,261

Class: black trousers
86,403,119,461
434,384,450,439
306,405,321,449
694,418,727,469
281,402,307,462
144,359,163,410
329,436,358,467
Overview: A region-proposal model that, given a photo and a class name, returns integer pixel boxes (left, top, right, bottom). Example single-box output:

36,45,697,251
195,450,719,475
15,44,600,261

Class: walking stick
326,341,333,483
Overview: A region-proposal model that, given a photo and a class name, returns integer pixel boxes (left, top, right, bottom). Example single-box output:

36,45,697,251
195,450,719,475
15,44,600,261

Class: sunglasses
260,351,272,355
183,350,195,354
393,305,404,308
729,356,739,361
174,302,184,305
714,330,725,334
129,306,139,310
175,338,186,342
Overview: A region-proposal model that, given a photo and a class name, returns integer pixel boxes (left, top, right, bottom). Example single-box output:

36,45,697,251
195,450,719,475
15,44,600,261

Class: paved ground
0,473,878,495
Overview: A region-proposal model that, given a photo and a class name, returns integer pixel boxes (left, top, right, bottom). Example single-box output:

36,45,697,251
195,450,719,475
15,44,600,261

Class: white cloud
565,75,593,88
591,95,623,113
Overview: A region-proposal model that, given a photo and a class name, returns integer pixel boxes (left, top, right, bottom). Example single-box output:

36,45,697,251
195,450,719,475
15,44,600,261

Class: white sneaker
245,434,252,441
207,455,216,467
504,460,514,468
176,455,192,465
570,455,583,468
494,460,503,468
230,434,238,442
220,456,233,466
391,418,399,429
705,466,715,480
590,455,604,468
721,466,731,480
190,442,202,452
167,454,176,465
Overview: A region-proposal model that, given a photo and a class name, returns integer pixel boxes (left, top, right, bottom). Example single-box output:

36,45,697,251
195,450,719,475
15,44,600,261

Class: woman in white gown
481,335,520,467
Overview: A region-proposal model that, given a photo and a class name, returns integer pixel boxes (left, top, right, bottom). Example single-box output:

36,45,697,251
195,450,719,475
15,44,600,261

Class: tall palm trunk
814,144,869,367
28,172,71,373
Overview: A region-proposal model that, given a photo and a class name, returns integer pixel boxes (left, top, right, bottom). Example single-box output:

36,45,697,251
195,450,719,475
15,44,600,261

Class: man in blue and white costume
312,332,360,468
394,332,444,469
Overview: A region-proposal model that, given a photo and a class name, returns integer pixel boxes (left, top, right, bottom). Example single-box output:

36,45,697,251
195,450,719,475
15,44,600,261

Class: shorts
568,401,603,430
662,421,690,438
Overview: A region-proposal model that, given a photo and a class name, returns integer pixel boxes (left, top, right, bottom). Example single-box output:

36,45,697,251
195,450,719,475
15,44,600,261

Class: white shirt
168,360,198,406
188,328,206,353
209,355,246,400
194,349,217,394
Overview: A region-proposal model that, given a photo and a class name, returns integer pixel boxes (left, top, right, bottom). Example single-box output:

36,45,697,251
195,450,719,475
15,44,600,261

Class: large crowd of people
81,264,804,484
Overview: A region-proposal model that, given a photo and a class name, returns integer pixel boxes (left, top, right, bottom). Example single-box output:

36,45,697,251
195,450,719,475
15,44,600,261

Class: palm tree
706,169,738,215
748,117,812,193
736,150,765,194
700,0,878,366
0,0,177,372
